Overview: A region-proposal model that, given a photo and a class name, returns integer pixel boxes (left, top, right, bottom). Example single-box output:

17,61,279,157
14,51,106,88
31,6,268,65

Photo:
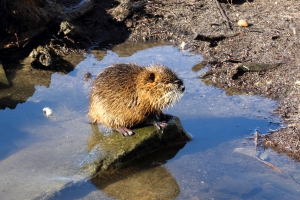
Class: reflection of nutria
88,63,185,136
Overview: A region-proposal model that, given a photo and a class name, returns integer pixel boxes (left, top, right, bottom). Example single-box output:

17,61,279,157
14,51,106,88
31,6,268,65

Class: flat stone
80,116,191,173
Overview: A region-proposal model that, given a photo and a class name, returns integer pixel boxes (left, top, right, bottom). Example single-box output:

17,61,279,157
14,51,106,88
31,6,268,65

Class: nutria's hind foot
116,126,135,136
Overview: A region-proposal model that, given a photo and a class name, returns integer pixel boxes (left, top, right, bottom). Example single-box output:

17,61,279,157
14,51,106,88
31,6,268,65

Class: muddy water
1,42,300,200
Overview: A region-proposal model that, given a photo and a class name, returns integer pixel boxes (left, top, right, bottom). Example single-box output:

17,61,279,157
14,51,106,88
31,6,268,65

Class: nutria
88,63,185,136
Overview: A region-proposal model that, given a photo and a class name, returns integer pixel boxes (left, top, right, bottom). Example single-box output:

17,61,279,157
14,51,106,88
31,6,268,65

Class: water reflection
0,54,85,109
93,165,180,200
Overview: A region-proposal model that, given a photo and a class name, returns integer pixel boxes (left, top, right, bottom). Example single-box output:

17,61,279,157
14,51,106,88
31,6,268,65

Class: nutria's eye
148,73,155,83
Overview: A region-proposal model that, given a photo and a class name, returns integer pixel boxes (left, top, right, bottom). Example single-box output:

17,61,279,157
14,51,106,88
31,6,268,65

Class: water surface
1,42,299,200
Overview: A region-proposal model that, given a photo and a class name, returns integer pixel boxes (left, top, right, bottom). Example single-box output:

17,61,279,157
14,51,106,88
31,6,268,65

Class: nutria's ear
148,73,155,83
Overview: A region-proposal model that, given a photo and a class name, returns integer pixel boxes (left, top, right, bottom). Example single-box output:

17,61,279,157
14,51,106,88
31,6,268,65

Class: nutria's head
137,65,185,110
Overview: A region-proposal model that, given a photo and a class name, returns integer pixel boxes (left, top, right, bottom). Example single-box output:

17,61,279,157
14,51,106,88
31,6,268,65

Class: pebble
180,42,189,50
238,20,248,27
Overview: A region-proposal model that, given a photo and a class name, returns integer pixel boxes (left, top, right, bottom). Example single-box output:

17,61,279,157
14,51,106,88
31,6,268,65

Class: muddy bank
0,0,299,159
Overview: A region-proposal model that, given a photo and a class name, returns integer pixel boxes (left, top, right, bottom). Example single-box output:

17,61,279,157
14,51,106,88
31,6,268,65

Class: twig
237,62,284,72
14,33,19,48
254,131,259,149
62,103,69,112
254,156,282,173
214,0,232,30
4,37,28,49
253,131,281,173
283,41,295,57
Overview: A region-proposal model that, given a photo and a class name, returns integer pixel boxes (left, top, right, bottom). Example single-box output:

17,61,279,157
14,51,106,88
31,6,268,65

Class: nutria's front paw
116,126,135,136
153,121,168,130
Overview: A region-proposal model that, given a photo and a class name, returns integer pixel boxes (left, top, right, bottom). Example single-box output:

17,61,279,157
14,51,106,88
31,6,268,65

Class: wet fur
88,63,184,129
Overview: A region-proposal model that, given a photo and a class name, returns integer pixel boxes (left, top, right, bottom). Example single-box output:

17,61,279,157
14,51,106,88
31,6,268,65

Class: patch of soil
0,0,299,160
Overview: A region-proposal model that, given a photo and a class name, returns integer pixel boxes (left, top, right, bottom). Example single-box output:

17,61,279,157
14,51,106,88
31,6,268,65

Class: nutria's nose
175,79,185,92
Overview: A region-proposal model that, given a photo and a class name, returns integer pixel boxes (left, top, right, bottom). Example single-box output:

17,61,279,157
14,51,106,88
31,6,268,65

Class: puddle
1,42,300,200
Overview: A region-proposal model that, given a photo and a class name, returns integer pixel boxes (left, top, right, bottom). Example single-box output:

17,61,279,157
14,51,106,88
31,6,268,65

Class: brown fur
88,63,185,130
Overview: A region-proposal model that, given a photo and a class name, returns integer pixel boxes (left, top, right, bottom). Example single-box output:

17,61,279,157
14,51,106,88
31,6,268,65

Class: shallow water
1,42,300,200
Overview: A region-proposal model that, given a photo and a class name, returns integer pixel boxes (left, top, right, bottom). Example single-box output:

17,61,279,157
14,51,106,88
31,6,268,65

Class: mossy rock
81,116,191,172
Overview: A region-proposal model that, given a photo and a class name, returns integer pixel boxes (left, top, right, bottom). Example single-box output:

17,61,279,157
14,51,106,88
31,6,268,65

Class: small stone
238,20,248,27
180,41,189,50
266,80,272,85
29,46,52,67
294,80,300,86
289,23,297,35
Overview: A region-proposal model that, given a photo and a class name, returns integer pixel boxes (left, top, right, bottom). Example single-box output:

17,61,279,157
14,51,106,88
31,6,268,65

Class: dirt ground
1,0,300,160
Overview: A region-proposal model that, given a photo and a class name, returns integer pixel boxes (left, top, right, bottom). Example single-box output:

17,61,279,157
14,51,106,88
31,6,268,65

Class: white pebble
43,107,53,117
180,41,189,50
238,20,248,27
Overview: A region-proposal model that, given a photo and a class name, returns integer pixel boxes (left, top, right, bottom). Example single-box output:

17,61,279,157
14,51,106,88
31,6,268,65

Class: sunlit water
1,42,300,200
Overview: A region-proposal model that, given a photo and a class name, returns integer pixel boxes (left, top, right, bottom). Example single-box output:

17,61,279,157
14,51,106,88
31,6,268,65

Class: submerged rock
81,116,191,173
